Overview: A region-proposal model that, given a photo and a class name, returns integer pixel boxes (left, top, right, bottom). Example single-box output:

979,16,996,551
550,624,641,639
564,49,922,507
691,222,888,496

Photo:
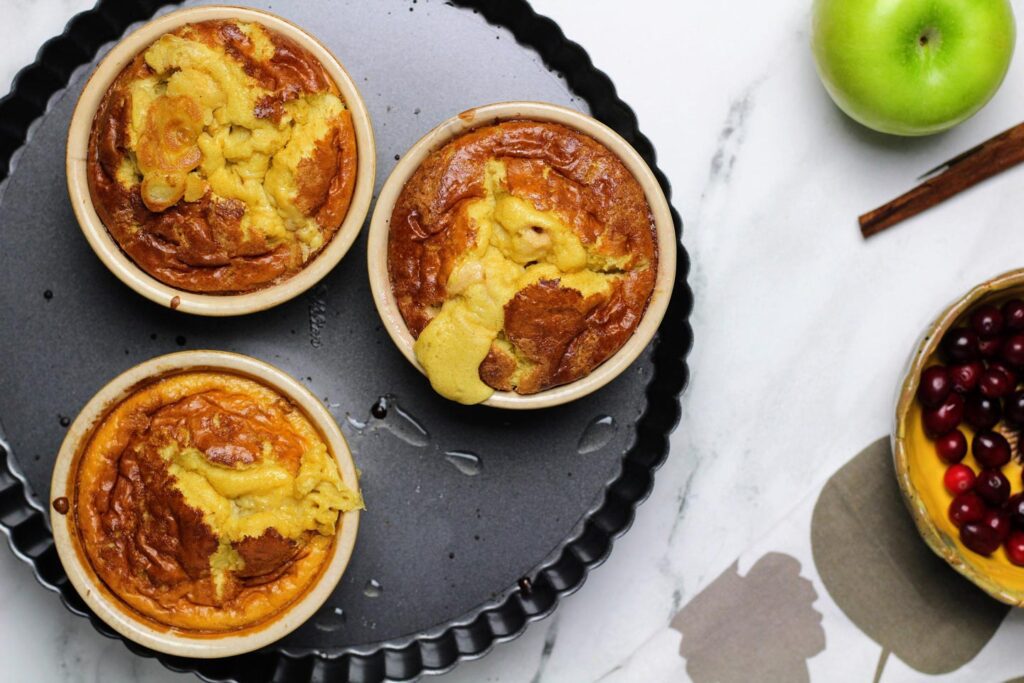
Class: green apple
812,0,1016,136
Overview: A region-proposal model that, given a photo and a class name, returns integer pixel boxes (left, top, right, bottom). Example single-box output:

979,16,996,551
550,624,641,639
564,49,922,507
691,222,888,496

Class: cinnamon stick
860,122,1024,238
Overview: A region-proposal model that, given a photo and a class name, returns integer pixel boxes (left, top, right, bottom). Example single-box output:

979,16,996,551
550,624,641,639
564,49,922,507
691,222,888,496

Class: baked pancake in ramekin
66,6,375,316
51,351,362,657
368,102,676,409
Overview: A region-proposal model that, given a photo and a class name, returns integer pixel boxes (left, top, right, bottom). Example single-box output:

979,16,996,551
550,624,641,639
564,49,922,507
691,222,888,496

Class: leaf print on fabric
671,552,825,682
811,437,1009,678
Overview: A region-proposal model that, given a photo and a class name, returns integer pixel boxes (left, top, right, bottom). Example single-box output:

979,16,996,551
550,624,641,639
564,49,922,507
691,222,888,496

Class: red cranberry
936,430,968,463
1005,391,1024,428
943,327,979,363
979,336,1003,358
980,366,1016,398
917,365,952,408
1002,333,1024,368
1003,299,1024,331
973,431,1012,468
971,304,1005,338
949,491,986,528
1006,494,1024,529
989,360,1019,385
943,463,975,494
949,362,983,394
976,469,1011,506
1006,531,1024,565
982,509,1013,542
964,394,1002,431
961,522,1001,555
922,393,964,437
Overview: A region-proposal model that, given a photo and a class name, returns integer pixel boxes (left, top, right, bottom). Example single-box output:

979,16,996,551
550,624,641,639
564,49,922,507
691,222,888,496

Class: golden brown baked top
387,120,658,404
87,20,357,293
73,372,362,632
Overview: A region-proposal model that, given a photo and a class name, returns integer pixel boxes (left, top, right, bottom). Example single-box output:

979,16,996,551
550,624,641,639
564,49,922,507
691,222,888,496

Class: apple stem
917,27,941,51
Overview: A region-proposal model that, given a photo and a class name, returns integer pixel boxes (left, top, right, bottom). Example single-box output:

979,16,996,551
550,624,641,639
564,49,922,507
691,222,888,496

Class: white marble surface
5,0,1024,681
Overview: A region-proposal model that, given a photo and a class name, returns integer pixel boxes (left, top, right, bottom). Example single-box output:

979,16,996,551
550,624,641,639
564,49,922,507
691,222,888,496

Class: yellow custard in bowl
895,269,1024,605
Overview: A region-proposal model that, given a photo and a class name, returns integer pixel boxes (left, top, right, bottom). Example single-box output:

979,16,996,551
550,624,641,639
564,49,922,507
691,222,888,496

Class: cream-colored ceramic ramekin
894,269,1024,605
66,6,376,316
49,350,361,657
367,101,677,410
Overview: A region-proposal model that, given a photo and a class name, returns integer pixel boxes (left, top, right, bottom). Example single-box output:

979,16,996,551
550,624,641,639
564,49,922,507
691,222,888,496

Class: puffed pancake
72,371,362,632
87,20,358,293
388,120,658,404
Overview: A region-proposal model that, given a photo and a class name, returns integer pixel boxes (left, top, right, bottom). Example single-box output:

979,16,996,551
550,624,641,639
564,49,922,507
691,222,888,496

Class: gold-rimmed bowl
895,268,1024,605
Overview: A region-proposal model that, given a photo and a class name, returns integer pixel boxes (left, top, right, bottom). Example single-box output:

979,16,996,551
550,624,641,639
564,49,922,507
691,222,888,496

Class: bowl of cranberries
895,271,1024,604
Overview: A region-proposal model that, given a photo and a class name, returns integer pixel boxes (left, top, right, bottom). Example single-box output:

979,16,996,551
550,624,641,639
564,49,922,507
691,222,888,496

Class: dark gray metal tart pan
0,0,692,680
